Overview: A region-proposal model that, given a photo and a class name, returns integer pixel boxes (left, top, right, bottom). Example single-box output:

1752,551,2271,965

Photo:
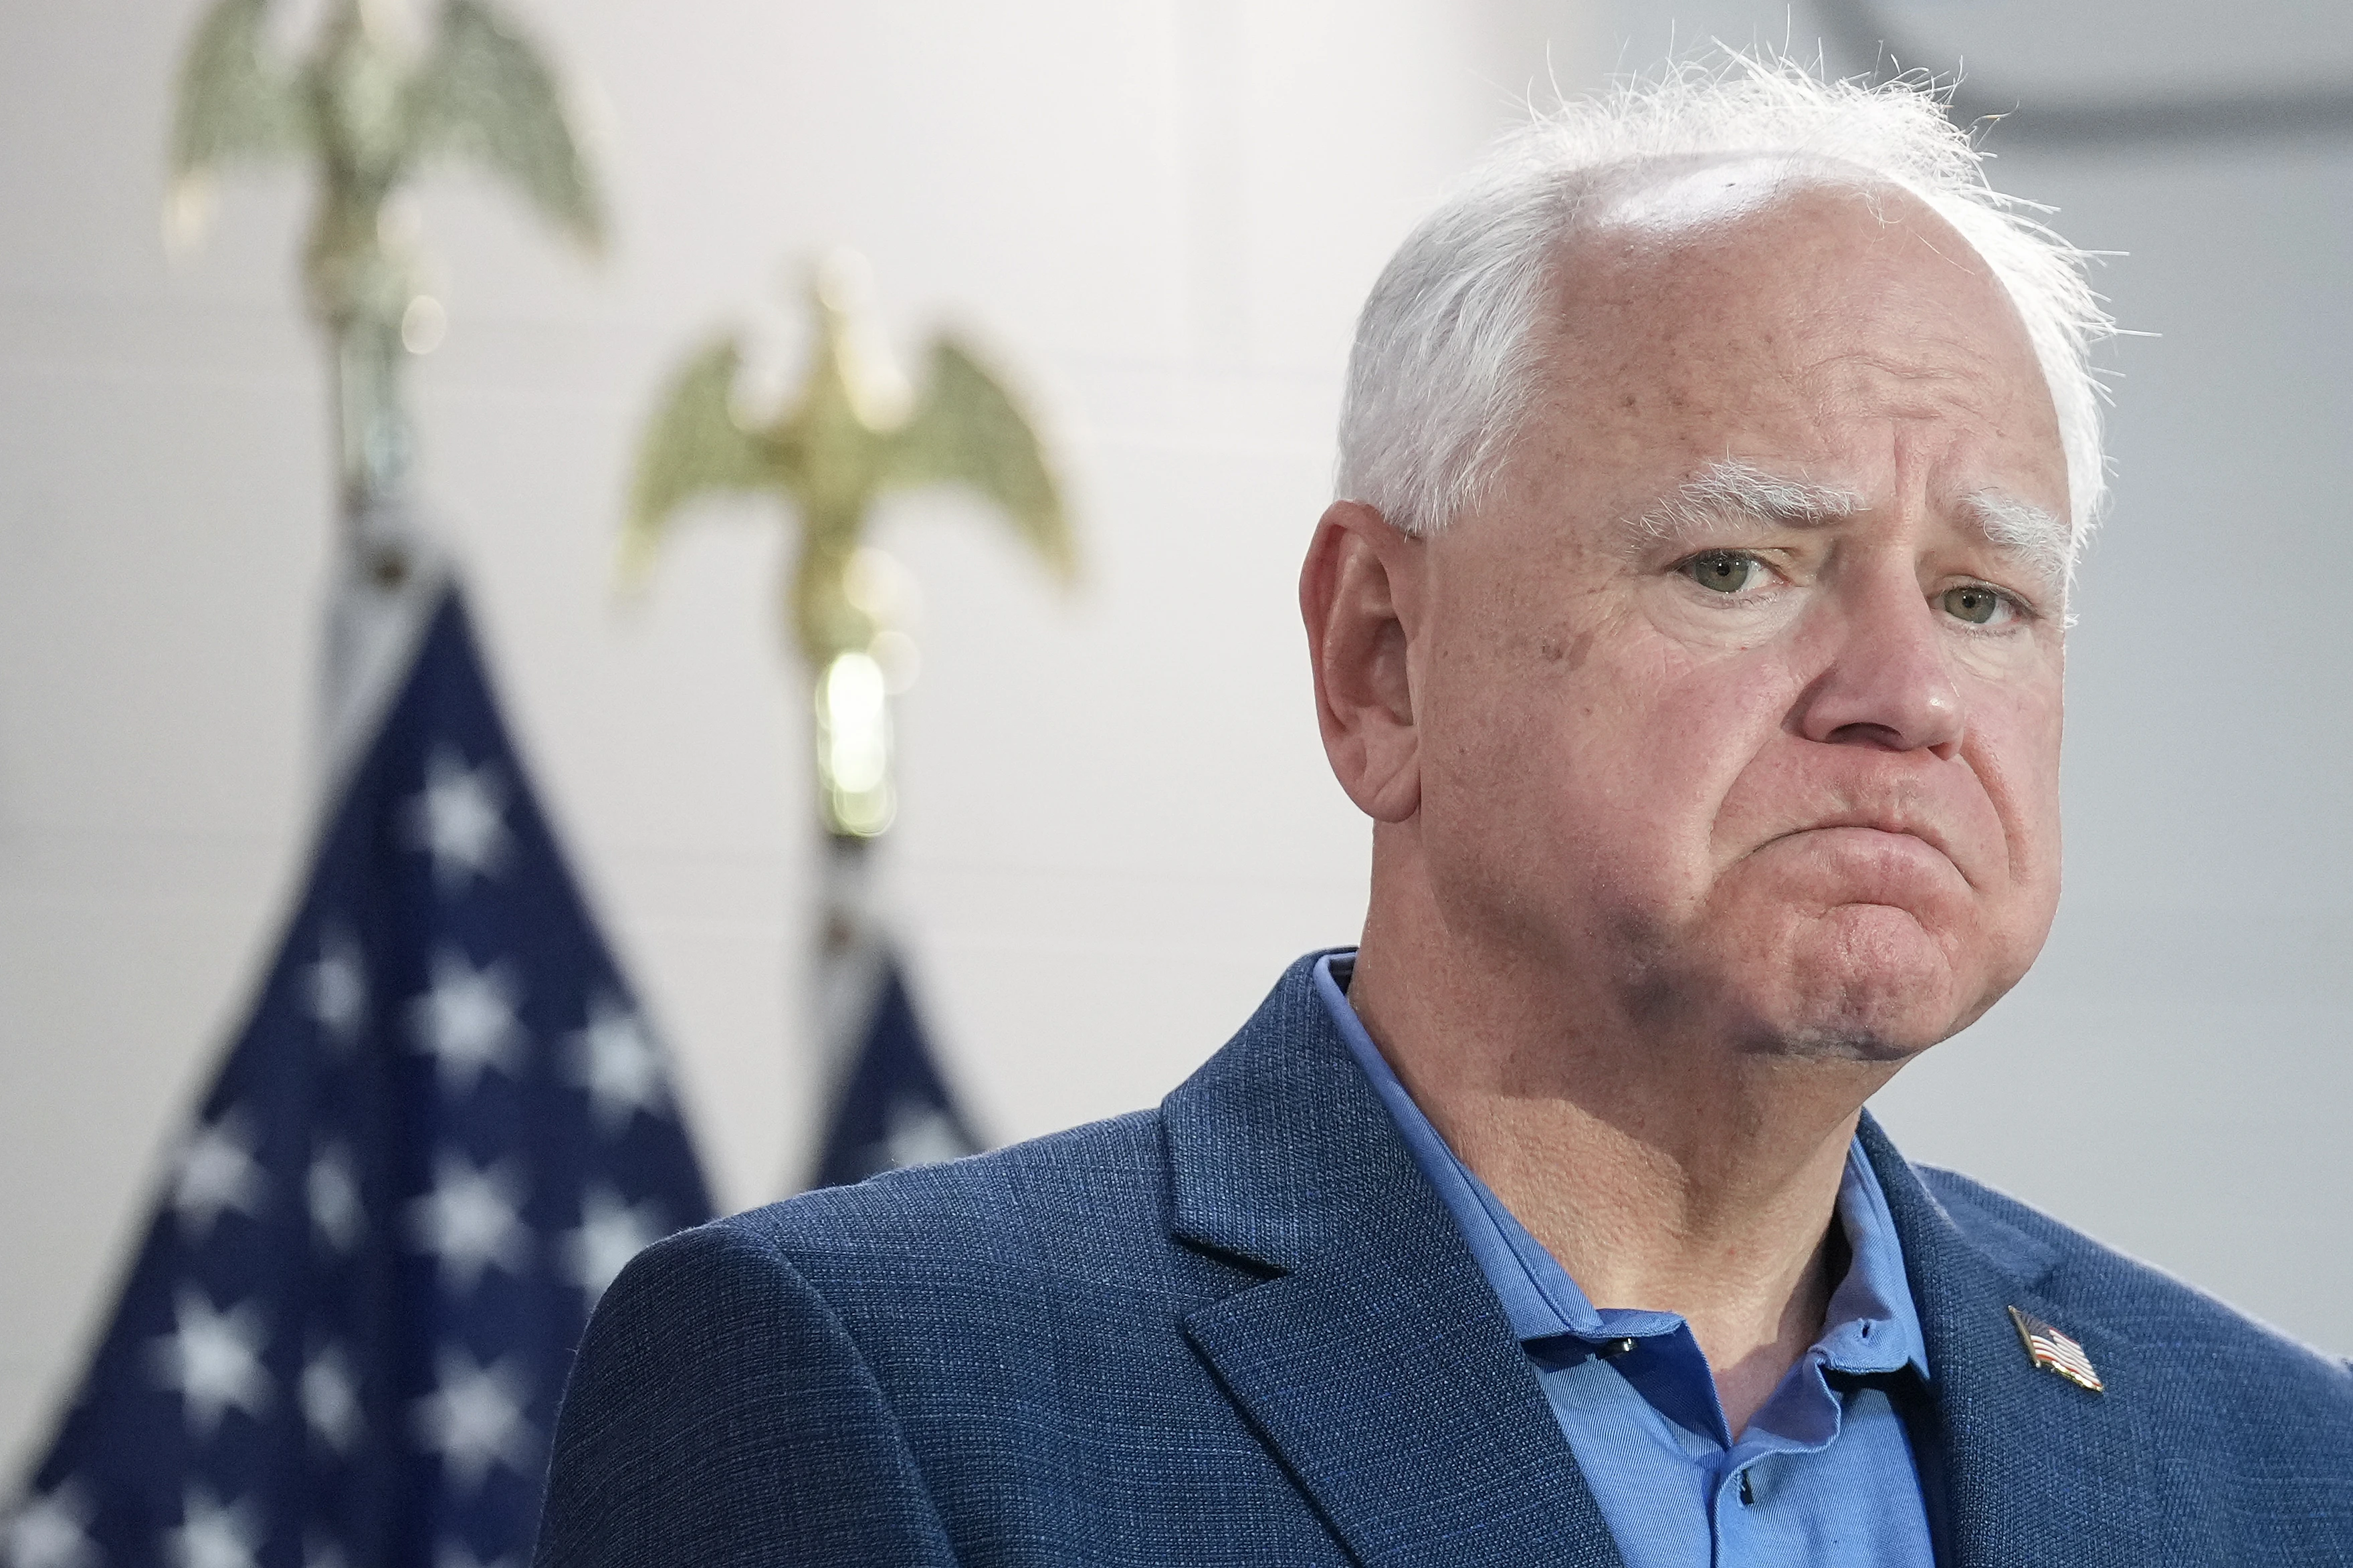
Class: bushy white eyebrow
1960,490,2069,594
1621,464,2071,597
1620,459,1862,555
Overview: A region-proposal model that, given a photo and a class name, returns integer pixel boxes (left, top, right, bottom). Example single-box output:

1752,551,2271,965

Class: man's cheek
1963,696,2066,886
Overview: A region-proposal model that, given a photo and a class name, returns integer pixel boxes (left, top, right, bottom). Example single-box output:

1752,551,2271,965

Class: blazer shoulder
1917,1162,2353,1402
542,1204,963,1567
716,1107,1177,1285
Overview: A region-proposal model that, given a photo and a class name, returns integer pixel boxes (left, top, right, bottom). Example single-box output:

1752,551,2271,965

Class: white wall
0,0,1589,1470
5,0,2350,1476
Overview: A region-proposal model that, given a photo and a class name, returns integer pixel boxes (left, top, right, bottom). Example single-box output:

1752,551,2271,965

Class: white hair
1335,57,2114,570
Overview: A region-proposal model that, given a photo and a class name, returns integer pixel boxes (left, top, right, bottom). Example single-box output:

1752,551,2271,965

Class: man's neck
1348,909,1903,1435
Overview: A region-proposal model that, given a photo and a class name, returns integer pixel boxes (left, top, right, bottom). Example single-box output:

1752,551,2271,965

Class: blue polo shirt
1316,953,1938,1567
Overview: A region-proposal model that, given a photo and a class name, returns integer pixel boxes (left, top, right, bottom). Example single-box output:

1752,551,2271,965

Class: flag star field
4,589,714,1568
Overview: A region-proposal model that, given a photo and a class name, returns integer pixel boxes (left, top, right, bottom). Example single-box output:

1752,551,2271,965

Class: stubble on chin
1611,896,1998,1066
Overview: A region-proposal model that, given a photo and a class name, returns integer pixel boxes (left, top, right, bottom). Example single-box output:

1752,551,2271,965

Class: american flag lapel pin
2007,1305,2105,1393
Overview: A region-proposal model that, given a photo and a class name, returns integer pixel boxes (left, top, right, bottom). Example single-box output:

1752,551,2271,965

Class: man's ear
1300,501,1425,822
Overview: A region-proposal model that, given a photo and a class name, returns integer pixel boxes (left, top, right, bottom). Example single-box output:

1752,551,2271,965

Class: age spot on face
1536,631,1593,673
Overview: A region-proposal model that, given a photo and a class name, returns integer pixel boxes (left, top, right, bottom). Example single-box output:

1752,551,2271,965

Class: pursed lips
1756,810,1970,886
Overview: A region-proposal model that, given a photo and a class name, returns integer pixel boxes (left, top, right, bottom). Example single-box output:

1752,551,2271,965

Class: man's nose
1792,570,1965,758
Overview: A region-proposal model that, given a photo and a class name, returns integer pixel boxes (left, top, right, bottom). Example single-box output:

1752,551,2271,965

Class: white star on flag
408,1153,530,1293
561,1186,667,1304
409,951,526,1092
3,1478,98,1568
171,1486,264,1568
148,1286,274,1434
565,996,666,1135
411,1349,537,1494
308,1142,365,1253
406,749,509,891
306,927,368,1047
172,1109,268,1241
302,1342,365,1454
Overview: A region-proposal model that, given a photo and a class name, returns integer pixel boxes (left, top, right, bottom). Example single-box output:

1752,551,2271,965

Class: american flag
3,584,712,1568
808,943,981,1191
2008,1305,2104,1393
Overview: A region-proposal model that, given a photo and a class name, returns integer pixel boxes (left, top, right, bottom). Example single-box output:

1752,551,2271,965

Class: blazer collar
1162,958,2166,1568
1859,1115,2164,1567
1162,954,1626,1568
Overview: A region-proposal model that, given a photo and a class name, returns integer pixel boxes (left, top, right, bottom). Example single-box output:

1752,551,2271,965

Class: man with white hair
536,62,2353,1566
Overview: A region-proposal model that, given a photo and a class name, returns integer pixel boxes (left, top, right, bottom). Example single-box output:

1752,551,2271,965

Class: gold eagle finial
624,250,1074,838
170,0,603,518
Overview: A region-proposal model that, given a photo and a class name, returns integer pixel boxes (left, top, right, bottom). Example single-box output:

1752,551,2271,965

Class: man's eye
1939,584,2015,626
1681,551,1766,594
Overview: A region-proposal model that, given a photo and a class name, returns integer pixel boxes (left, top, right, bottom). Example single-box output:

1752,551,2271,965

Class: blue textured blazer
535,956,2353,1565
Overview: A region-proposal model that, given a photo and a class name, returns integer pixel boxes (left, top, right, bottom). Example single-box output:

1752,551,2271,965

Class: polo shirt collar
1313,952,1930,1389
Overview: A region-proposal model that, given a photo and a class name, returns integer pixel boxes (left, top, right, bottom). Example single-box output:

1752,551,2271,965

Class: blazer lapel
1862,1117,2162,1567
1162,958,1625,1568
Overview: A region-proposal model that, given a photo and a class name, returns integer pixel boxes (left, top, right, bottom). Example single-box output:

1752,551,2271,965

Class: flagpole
169,0,606,772
805,606,920,1187
316,179,441,785
811,832,886,1118
623,247,1075,1191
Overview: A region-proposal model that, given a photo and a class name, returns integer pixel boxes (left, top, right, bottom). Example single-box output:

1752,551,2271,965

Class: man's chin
1725,907,1978,1062
1732,1016,1936,1064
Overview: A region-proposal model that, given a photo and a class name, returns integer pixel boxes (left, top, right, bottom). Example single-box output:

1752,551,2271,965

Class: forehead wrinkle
1617,458,1861,558
1784,344,1995,410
